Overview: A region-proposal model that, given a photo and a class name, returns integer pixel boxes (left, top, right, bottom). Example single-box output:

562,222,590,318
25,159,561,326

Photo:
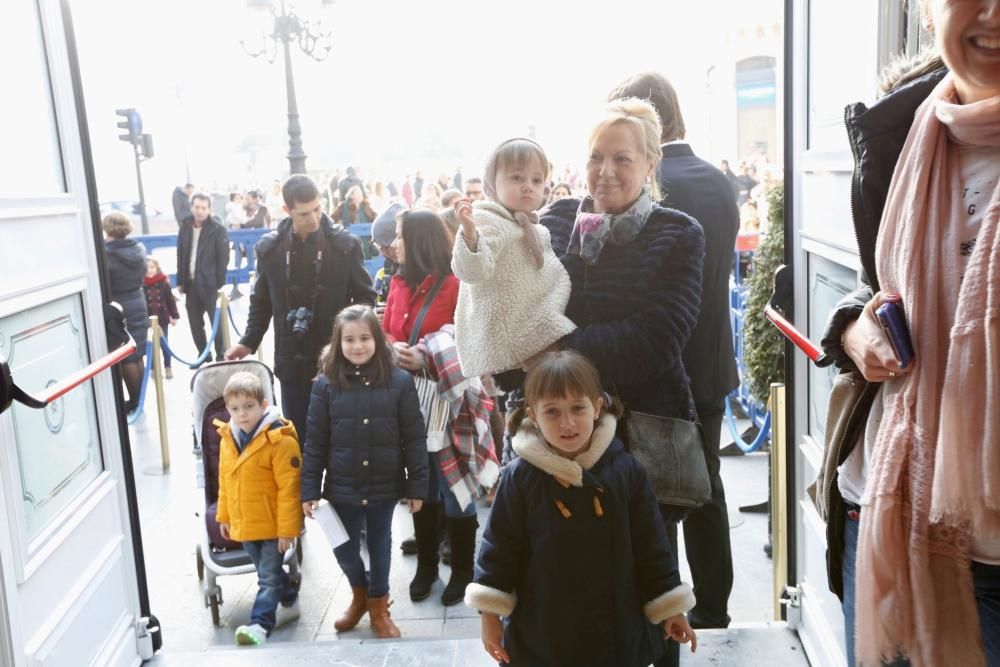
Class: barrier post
150,316,171,472
218,290,232,352
769,382,787,620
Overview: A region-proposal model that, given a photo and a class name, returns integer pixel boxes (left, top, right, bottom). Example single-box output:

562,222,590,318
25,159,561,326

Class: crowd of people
101,1,999,662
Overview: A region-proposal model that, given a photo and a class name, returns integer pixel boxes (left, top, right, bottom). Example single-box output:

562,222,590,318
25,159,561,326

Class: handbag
620,384,712,508
406,275,451,436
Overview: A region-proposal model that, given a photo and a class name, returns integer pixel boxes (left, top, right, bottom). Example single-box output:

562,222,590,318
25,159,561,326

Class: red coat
383,273,459,344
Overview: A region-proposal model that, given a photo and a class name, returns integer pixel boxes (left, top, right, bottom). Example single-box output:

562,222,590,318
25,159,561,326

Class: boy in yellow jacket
216,371,303,646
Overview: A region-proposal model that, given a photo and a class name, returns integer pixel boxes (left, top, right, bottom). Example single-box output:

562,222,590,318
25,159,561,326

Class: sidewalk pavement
130,293,788,662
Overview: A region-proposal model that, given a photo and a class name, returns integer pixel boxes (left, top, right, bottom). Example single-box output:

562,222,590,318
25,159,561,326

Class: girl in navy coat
465,351,697,666
301,305,429,639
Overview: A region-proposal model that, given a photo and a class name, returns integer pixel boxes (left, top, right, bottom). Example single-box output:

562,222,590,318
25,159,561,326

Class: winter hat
371,202,404,248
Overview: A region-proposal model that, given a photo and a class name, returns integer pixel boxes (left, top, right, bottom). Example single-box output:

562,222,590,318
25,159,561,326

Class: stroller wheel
196,546,205,581
207,590,222,626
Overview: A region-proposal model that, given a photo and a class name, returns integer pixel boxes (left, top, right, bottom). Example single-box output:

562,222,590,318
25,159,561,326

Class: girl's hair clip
600,391,612,407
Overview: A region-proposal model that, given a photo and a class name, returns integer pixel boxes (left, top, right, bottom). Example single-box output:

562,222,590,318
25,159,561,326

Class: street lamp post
241,0,332,175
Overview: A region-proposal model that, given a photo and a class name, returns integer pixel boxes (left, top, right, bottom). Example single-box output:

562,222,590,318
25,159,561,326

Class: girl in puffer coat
300,305,429,640
465,351,697,666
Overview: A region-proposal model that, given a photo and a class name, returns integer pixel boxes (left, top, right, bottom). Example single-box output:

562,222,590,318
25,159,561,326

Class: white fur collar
511,415,617,486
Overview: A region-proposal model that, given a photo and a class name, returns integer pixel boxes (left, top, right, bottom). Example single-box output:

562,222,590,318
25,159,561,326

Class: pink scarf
856,76,1000,667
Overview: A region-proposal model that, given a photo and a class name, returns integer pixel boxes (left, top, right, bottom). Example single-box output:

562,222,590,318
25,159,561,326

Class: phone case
876,301,915,369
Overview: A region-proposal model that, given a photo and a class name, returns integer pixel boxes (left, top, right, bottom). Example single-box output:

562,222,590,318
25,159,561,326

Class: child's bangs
495,140,549,177
525,355,601,405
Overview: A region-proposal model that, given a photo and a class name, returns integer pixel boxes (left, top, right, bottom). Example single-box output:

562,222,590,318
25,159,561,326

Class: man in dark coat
337,166,363,202
176,193,230,362
610,73,740,634
225,175,376,437
172,183,193,226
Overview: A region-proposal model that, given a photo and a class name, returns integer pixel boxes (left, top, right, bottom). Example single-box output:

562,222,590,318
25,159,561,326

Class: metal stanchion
144,316,171,475
769,382,787,620
218,290,232,352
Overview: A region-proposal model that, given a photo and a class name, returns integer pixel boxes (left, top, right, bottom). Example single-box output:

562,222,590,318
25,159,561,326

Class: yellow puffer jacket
216,412,303,541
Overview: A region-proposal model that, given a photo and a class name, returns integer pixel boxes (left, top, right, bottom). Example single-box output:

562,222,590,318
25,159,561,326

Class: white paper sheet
310,502,349,549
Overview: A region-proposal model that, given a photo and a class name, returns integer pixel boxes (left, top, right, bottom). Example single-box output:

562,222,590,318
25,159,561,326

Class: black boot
409,502,441,601
441,515,478,606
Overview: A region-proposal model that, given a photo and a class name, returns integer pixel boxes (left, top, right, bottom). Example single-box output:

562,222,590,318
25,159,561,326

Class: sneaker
274,599,300,628
234,623,267,646
164,367,173,379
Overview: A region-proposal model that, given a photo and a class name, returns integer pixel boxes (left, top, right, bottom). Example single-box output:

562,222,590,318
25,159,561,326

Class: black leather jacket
819,66,947,600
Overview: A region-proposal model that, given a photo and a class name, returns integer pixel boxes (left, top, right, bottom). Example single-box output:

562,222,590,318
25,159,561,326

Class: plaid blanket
421,325,500,511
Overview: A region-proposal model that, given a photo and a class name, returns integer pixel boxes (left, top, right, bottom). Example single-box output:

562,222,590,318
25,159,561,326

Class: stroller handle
764,265,833,368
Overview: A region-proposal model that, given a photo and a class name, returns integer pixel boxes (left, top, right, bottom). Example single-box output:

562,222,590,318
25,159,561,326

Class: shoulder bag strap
407,274,449,347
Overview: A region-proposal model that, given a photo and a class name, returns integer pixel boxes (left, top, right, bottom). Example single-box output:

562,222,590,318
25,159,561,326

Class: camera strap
284,231,325,317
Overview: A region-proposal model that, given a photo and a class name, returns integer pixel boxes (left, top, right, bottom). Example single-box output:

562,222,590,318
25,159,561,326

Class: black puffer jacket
300,366,428,505
105,238,149,348
239,215,376,384
819,64,947,600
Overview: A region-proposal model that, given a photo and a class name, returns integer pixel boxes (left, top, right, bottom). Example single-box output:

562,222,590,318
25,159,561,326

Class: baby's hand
454,198,474,225
663,614,697,653
302,500,319,518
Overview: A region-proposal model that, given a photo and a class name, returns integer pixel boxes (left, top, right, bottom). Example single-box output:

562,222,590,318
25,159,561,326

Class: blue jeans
332,501,396,598
842,510,909,667
279,380,312,443
242,539,297,634
973,560,1000,665
425,453,476,518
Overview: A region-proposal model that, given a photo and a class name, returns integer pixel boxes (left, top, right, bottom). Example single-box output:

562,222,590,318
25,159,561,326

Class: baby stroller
191,360,303,625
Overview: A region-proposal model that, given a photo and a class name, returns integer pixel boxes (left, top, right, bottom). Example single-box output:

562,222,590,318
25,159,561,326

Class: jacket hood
512,414,618,486
879,48,947,97
225,405,285,442
260,214,355,258
105,238,147,270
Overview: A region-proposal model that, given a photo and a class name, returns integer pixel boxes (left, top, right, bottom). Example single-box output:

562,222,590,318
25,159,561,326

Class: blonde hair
102,211,133,239
588,98,663,201
223,371,265,404
146,256,163,274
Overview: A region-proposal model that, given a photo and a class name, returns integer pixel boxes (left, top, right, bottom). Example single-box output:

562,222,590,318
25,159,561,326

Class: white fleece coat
451,200,576,378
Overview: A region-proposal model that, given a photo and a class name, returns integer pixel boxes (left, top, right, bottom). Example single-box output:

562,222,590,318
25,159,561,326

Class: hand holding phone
875,300,915,369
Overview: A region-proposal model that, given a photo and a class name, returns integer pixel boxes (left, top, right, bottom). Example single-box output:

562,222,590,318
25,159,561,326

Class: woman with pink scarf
822,0,1000,664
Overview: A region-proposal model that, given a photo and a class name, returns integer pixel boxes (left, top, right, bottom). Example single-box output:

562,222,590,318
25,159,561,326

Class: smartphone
875,301,915,369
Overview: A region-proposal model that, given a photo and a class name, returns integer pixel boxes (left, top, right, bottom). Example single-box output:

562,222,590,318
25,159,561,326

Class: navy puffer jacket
301,365,428,505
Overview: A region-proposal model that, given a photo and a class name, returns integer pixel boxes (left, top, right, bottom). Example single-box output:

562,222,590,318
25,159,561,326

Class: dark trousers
279,380,312,442
974,561,1000,666
332,501,396,598
184,288,224,360
681,407,734,628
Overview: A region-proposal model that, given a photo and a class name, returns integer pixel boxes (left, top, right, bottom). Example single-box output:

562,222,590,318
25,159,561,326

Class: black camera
286,307,314,337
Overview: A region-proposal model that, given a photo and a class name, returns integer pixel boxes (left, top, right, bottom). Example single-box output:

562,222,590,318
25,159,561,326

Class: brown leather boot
367,595,401,638
333,586,368,632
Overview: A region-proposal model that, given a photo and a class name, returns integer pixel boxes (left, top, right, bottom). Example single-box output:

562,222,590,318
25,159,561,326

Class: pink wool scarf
856,75,1000,667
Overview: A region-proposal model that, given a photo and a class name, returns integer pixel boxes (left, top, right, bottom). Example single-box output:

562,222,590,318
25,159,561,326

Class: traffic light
116,108,142,144
140,134,154,160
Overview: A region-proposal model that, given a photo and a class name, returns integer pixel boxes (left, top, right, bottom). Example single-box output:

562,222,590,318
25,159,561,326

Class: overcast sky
69,0,779,207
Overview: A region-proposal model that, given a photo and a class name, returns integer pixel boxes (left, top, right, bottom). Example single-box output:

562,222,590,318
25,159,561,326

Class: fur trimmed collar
511,414,617,487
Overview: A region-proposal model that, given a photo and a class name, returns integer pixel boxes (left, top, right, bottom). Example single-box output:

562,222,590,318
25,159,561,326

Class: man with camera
225,175,375,435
